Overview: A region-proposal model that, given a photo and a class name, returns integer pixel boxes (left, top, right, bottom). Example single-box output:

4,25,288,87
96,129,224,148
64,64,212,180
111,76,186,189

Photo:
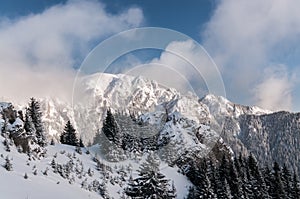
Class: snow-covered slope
0,143,101,199
0,136,191,199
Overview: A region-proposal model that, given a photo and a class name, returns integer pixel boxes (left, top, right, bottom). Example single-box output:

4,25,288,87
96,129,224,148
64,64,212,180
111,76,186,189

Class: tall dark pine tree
187,186,199,199
24,107,35,136
263,166,272,195
247,153,269,198
28,98,46,146
102,108,119,143
282,164,292,199
291,173,300,199
60,121,78,146
228,158,243,199
1,112,8,137
79,138,84,147
270,162,286,198
195,160,216,198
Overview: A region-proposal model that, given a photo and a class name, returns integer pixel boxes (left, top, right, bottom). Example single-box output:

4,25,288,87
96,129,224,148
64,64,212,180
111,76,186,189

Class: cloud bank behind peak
202,0,300,111
0,0,143,103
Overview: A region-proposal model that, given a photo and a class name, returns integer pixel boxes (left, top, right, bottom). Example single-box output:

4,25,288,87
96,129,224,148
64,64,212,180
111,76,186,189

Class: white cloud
0,0,143,102
253,66,293,111
124,40,225,98
202,0,300,110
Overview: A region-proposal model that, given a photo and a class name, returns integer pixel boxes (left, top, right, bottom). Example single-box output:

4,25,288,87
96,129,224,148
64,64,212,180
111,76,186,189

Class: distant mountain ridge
2,72,300,174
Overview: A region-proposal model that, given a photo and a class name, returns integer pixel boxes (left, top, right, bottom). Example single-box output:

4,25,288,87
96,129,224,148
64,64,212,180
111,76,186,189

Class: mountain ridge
1,72,299,174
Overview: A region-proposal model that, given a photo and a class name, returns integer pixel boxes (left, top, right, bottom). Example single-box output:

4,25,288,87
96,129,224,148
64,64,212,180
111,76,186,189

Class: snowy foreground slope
0,138,190,199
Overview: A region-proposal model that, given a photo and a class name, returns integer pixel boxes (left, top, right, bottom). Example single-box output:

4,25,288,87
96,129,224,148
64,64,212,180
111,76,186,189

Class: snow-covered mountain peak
81,72,119,95
201,94,272,118
37,72,277,145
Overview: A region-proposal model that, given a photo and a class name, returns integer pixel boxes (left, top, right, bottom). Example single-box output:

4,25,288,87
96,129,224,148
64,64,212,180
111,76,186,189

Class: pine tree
196,159,216,199
4,156,12,171
18,110,24,121
98,126,126,162
247,153,269,198
125,153,175,198
263,166,273,196
223,178,233,199
60,121,78,146
187,186,200,199
291,172,300,199
27,98,46,146
3,138,11,152
207,160,219,198
219,155,230,182
50,138,55,145
102,108,119,142
24,107,35,136
270,162,286,198
282,164,292,199
51,158,56,169
228,158,243,199
238,156,251,199
79,138,84,147
99,182,109,198
1,113,10,140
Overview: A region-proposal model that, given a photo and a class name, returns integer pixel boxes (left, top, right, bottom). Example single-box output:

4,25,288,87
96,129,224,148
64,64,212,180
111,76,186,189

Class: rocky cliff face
237,111,300,173
201,95,300,174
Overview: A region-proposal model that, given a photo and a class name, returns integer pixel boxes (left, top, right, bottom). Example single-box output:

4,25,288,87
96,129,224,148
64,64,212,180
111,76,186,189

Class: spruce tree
282,164,292,199
263,166,272,195
99,110,126,161
24,107,35,136
270,162,286,198
247,153,269,198
291,172,300,199
1,113,8,137
4,156,12,171
228,158,243,199
79,138,84,147
187,186,200,199
28,98,46,146
207,160,219,198
60,121,78,146
223,179,233,199
102,108,119,142
125,153,175,198
196,159,216,199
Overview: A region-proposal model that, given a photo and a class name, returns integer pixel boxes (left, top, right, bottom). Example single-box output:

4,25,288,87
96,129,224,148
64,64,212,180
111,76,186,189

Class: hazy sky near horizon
0,0,299,111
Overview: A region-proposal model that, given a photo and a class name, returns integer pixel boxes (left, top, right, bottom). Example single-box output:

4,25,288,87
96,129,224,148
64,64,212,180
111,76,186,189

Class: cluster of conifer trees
186,154,300,199
60,120,84,147
2,98,47,153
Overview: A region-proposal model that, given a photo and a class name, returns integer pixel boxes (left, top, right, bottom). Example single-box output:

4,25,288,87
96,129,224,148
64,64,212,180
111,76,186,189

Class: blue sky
101,0,215,42
0,0,299,111
0,0,214,42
